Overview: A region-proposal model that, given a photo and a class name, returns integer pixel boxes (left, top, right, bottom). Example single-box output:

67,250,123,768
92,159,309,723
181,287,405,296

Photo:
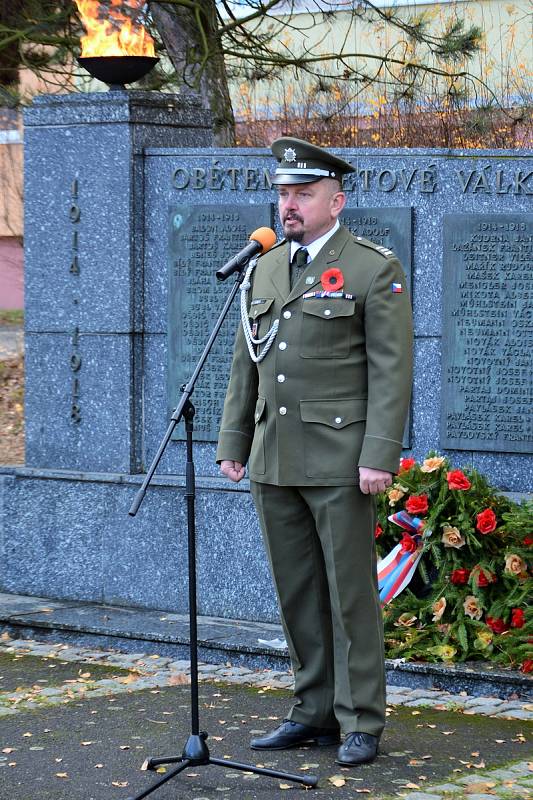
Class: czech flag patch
391,283,403,293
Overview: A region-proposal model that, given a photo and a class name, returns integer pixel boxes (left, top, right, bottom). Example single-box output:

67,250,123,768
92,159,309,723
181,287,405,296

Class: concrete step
0,592,530,700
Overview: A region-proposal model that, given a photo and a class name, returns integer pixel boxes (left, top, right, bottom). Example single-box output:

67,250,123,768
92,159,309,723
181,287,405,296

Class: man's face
277,178,345,245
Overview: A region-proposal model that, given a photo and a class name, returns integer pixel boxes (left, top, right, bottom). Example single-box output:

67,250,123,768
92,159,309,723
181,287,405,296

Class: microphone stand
126,261,318,799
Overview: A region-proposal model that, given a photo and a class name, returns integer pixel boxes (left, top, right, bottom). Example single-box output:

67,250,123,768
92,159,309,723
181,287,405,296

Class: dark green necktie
290,247,309,288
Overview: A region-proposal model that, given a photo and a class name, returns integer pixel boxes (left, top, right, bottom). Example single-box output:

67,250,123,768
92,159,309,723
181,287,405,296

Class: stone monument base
0,467,278,621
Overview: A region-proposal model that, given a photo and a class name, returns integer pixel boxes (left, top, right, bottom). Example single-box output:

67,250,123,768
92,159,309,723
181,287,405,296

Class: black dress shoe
336,732,379,766
250,720,340,750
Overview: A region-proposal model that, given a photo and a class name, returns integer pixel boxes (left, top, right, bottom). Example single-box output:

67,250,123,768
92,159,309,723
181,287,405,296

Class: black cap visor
271,173,325,185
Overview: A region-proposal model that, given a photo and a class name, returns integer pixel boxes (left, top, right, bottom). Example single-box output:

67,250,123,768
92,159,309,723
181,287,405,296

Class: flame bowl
78,56,159,89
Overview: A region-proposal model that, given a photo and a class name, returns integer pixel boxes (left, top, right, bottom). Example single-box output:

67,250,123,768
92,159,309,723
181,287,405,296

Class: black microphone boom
216,239,263,281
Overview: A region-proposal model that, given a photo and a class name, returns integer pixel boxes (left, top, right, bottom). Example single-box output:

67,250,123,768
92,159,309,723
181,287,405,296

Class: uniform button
324,309,331,316
283,310,292,319
278,341,287,350
277,374,286,383
279,406,287,415
335,417,342,424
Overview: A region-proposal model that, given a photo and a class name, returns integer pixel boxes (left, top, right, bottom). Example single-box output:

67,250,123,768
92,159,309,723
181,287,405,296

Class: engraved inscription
69,175,82,424
168,204,273,441
441,214,532,453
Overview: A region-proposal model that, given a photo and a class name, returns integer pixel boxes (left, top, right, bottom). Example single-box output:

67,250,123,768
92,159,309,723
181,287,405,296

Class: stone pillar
23,91,213,473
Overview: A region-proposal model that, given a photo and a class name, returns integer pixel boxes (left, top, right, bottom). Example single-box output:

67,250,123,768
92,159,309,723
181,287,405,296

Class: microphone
216,227,277,281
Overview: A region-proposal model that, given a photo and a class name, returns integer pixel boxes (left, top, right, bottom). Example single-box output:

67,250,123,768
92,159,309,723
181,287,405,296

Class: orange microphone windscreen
249,227,277,254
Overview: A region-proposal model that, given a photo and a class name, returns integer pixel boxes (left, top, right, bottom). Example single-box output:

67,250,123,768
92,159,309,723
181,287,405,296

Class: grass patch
0,309,23,327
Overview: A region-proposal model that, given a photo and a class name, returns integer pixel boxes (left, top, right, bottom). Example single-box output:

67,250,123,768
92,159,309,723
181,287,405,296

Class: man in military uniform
217,138,413,766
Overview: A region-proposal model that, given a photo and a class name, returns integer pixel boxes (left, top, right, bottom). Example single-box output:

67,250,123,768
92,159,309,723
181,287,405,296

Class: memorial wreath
376,453,532,673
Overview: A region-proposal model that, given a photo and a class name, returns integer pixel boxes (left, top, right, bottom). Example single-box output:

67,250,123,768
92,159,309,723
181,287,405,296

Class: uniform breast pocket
300,298,356,358
249,297,275,338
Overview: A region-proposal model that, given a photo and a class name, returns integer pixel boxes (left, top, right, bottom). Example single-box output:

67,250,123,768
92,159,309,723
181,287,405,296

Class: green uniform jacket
217,225,413,485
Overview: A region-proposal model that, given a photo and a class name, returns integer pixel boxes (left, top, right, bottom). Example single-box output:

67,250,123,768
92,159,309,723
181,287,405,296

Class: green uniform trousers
251,481,386,737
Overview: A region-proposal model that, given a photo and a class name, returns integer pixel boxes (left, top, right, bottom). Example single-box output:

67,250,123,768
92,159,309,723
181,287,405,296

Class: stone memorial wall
442,214,532,453
0,90,531,620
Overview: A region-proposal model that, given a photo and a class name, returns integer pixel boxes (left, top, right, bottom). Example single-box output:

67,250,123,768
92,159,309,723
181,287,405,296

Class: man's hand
220,460,245,483
359,467,393,495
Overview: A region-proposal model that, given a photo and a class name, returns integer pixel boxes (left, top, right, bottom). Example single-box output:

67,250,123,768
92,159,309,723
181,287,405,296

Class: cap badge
284,147,297,163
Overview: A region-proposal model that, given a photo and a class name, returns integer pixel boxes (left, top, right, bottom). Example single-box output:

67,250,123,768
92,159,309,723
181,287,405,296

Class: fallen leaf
442,730,455,735
494,739,505,744
279,783,292,789
120,674,140,685
402,784,420,790
155,767,167,774
167,674,189,685
465,782,496,794
56,772,69,779
111,781,128,787
94,764,104,769
354,790,371,794
328,776,346,787
79,672,91,679
2,748,16,754
411,710,421,716
81,741,94,746
22,733,32,738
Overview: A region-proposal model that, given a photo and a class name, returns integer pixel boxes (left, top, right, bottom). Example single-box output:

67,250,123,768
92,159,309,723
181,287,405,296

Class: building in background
0,0,530,308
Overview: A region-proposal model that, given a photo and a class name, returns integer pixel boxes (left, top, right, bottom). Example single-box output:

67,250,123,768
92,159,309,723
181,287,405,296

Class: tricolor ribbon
377,512,428,605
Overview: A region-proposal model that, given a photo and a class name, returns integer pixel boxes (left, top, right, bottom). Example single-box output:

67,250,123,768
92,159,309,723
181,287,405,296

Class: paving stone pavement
0,637,531,721
0,636,531,799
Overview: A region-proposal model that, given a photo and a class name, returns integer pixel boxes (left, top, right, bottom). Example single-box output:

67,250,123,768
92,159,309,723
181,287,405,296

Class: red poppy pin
321,267,344,291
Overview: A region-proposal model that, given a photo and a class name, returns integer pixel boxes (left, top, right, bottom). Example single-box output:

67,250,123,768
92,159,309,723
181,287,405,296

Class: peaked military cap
271,136,355,185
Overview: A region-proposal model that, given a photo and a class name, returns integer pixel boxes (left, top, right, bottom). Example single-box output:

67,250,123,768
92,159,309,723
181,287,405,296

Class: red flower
320,267,344,291
524,537,533,546
405,494,429,515
473,566,496,588
476,508,497,534
375,523,383,539
447,469,471,491
399,457,416,473
511,608,525,629
400,533,418,553
521,660,533,674
450,568,471,585
486,616,509,635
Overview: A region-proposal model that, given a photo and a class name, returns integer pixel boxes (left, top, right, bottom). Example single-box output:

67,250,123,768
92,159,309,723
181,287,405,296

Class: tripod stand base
127,732,318,799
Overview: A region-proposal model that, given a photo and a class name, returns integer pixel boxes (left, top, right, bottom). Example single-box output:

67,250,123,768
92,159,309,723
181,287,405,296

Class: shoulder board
352,235,395,259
